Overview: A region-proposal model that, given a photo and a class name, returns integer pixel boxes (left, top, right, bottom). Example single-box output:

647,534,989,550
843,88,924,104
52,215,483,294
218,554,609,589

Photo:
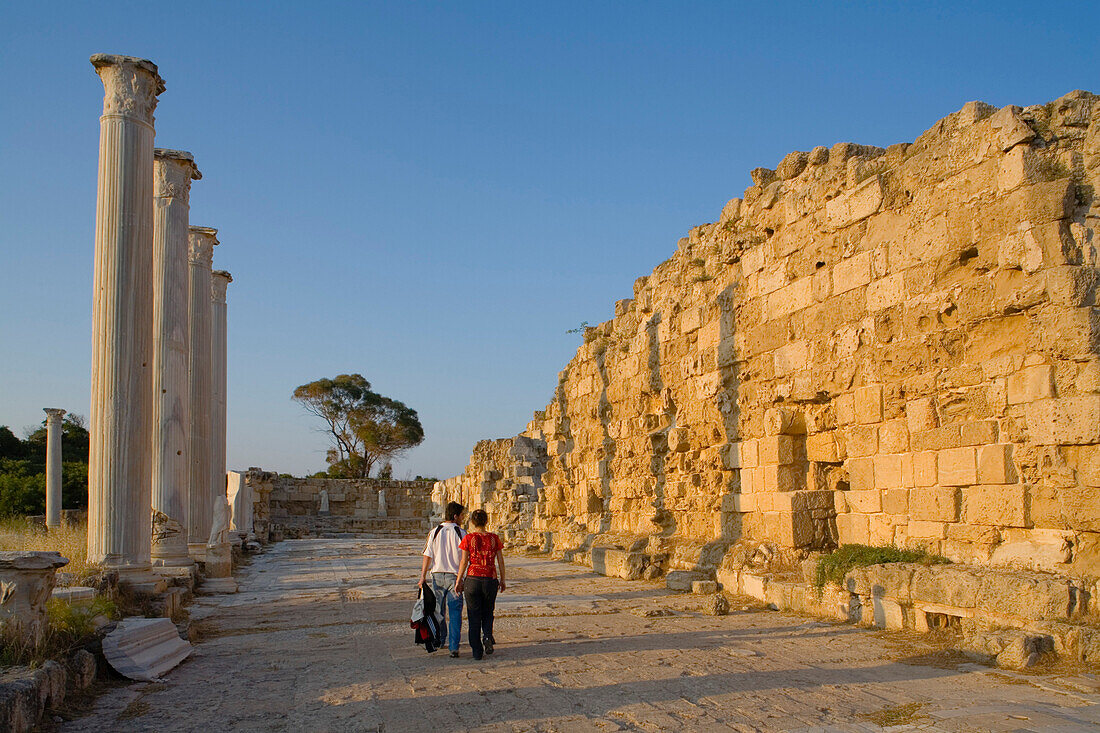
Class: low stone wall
0,650,96,733
268,475,432,520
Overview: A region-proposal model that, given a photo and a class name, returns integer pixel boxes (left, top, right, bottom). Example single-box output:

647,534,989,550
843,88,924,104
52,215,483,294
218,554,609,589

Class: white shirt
423,522,464,574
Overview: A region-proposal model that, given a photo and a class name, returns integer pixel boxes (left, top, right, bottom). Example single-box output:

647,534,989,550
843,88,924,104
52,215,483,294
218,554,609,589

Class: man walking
418,501,466,657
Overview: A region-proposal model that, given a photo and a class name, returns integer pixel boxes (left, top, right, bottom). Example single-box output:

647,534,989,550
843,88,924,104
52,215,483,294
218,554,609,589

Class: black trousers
463,576,498,656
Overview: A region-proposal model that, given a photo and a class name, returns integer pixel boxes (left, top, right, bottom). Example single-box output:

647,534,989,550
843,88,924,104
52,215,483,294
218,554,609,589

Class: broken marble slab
50,586,96,603
101,617,191,682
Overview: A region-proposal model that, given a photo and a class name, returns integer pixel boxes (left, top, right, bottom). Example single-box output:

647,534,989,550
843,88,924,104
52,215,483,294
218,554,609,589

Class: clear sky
1,1,1097,479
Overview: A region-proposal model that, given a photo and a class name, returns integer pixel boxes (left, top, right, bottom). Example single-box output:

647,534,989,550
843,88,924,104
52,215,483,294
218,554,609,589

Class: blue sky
1,1,1097,479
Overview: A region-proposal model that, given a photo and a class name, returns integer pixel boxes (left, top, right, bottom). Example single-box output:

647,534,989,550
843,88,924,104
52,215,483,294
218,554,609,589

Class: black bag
410,585,443,653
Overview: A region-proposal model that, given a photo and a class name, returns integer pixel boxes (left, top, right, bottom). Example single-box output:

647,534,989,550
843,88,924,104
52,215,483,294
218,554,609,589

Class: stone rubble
100,617,192,682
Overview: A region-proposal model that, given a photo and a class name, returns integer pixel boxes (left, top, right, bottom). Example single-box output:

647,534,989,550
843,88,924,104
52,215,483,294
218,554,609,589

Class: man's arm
418,554,432,587
496,550,506,592
454,550,470,593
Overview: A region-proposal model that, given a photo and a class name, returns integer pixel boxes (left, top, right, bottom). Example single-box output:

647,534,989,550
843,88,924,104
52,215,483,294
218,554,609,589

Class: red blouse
459,532,502,578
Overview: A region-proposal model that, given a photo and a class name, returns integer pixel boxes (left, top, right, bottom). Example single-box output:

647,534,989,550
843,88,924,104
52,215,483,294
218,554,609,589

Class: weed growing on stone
856,702,926,726
0,596,118,667
813,544,948,592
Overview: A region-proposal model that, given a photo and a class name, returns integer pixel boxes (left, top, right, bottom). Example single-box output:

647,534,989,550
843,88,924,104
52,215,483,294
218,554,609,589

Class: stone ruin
441,92,1100,592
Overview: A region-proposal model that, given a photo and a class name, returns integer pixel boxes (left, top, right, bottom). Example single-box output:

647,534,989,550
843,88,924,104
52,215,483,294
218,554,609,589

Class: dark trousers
463,576,498,656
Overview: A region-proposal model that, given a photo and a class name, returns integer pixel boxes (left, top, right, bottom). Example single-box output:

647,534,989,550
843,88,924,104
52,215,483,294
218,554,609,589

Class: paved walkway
64,539,1100,732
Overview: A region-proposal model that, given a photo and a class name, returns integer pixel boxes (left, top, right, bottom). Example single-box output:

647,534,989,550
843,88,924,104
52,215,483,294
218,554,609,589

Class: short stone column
227,471,253,541
43,408,66,529
210,270,232,534
87,54,164,575
187,227,217,561
201,497,237,594
152,151,201,571
0,552,69,647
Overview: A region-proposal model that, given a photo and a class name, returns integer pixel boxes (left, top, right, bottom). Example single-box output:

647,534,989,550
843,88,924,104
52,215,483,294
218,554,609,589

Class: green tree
0,414,90,517
292,374,425,479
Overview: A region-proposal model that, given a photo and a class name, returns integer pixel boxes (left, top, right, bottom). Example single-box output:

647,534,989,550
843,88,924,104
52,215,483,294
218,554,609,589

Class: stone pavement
63,539,1100,732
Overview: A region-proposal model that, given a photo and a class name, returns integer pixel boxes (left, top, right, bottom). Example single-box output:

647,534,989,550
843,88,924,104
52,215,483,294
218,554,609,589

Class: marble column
187,226,217,561
43,408,66,529
87,54,164,574
151,150,201,570
210,270,232,540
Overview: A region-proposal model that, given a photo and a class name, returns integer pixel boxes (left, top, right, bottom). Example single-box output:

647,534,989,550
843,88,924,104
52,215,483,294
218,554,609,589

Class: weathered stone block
759,435,795,465
826,176,884,230
847,425,879,457
873,454,904,489
832,251,873,294
910,487,959,522
1026,396,1100,445
739,440,759,468
806,432,839,462
1007,364,1054,405
866,273,905,312
938,447,978,486
883,488,909,515
836,512,870,544
855,384,884,424
906,397,939,433
848,456,874,491
907,520,947,539
913,451,938,487
763,464,803,492
978,444,1017,484
964,484,1027,527
846,490,882,513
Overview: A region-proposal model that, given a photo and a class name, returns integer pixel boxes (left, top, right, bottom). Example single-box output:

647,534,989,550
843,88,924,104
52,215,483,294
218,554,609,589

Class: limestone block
680,307,702,334
978,444,1017,484
855,385,883,424
873,454,904,489
960,420,998,446
912,425,962,452
907,520,947,539
763,464,803,492
774,340,809,374
913,451,938,487
866,273,905,312
1026,396,1100,444
883,488,909,515
879,420,910,454
910,487,959,522
0,552,68,647
768,278,814,319
938,447,978,486
806,432,839,462
835,392,856,426
990,529,1073,572
989,105,1037,152
963,484,1027,527
906,397,939,433
101,617,191,682
739,440,759,468
846,490,882,514
836,513,870,544
846,456,873,492
1007,365,1054,405
759,435,795,465
847,425,879,457
691,580,719,594
741,246,765,275
591,548,645,580
665,570,707,592
826,175,884,230
832,251,873,294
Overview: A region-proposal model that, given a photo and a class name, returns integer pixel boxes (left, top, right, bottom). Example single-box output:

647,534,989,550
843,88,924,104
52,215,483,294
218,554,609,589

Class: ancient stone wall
268,475,433,521
451,91,1100,579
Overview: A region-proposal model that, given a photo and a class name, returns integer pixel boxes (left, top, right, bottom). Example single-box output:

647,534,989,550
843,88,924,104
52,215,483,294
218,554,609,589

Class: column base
152,564,196,582
197,577,238,594
114,566,168,595
187,543,207,563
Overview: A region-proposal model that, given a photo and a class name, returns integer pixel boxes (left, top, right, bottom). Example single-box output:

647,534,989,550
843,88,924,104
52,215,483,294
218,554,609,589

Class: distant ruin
441,91,1100,583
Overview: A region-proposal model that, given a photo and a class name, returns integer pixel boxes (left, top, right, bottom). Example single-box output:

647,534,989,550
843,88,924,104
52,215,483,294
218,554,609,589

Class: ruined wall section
453,91,1100,577
435,436,547,545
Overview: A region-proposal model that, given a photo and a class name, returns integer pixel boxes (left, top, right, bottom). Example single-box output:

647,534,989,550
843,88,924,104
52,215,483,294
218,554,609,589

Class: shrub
814,543,948,591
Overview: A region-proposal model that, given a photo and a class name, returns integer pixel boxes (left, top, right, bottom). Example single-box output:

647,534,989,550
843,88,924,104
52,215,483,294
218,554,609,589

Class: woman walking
454,509,505,660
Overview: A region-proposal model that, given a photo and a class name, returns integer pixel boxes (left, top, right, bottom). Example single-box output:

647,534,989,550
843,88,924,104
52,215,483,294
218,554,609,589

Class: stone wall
448,91,1100,579
269,475,433,521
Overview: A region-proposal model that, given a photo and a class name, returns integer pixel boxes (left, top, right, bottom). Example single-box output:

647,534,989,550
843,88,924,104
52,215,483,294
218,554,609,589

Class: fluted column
43,409,66,529
151,150,201,569
87,54,164,573
210,270,232,522
187,227,217,560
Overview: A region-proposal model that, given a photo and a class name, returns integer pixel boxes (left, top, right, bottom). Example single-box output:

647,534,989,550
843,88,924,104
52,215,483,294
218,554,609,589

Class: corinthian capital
211,270,233,304
90,54,165,126
188,226,218,267
43,408,66,423
154,149,202,199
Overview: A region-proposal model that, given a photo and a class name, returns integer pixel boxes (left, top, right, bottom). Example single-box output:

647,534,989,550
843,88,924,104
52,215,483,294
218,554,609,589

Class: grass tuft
814,543,948,592
0,517,95,578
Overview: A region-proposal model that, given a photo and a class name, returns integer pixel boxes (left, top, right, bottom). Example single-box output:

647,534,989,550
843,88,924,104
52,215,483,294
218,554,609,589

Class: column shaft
187,227,217,559
210,270,232,518
151,151,200,567
43,409,66,528
87,54,164,572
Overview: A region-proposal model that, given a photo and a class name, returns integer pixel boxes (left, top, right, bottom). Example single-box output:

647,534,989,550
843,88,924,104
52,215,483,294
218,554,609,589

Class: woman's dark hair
445,502,465,522
470,509,489,528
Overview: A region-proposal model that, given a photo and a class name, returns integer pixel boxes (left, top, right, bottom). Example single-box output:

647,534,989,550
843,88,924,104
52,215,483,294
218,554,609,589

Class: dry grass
857,702,926,726
0,517,95,578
